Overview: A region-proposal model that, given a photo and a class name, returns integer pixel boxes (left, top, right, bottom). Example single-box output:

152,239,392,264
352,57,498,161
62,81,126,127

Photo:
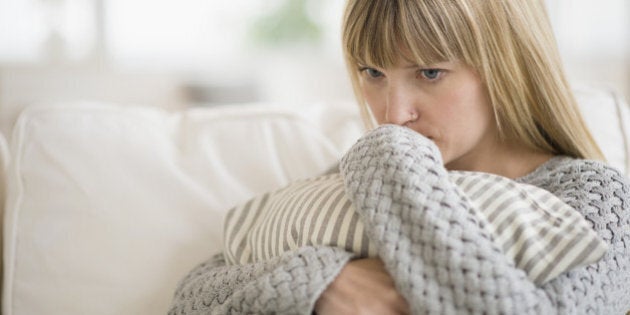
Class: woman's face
359,59,499,171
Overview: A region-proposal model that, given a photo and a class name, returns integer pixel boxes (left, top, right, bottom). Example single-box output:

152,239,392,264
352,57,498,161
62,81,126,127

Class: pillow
224,171,608,285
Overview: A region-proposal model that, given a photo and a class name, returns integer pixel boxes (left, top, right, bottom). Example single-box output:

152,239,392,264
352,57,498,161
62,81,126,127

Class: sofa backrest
574,86,630,174
2,88,629,315
2,101,363,315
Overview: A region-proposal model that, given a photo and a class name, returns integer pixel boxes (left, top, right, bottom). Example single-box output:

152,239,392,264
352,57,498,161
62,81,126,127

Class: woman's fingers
314,257,410,315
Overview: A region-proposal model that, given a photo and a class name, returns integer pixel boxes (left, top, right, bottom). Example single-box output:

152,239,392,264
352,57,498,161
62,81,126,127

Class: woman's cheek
362,87,386,124
367,103,386,124
432,139,450,164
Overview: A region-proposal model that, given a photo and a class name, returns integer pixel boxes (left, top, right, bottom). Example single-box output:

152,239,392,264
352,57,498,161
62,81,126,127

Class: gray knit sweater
169,125,630,314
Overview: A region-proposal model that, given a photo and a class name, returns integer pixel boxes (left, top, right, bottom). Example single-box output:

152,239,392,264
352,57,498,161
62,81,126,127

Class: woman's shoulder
518,155,629,188
518,155,630,216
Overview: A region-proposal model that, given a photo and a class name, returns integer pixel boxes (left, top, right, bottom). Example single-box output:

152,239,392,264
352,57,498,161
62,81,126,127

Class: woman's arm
168,245,354,315
340,125,629,314
524,158,630,314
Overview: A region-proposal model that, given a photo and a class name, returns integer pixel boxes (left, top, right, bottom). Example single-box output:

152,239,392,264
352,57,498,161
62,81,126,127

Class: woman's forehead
353,43,450,68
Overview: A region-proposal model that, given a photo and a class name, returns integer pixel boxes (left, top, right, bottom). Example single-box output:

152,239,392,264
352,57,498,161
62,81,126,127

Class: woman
169,0,630,314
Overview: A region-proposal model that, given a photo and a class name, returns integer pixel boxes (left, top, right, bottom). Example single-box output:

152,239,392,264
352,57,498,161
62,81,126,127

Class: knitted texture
168,246,353,315
339,125,548,314
169,125,630,314
516,151,630,314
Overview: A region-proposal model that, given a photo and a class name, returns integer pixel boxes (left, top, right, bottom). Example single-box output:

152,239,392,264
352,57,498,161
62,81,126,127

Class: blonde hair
342,0,604,160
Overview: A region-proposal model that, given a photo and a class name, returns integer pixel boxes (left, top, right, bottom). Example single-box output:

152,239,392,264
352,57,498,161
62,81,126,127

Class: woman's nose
384,85,418,126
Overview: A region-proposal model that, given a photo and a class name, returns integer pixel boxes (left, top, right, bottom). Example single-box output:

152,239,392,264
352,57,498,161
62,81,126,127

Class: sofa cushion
2,102,363,315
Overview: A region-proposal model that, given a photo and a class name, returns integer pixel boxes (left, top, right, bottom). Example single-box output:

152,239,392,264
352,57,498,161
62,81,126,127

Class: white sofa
0,87,629,315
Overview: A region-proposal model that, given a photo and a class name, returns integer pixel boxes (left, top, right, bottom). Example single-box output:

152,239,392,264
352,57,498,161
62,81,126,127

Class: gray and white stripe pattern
224,171,607,285
224,174,377,266
450,171,608,284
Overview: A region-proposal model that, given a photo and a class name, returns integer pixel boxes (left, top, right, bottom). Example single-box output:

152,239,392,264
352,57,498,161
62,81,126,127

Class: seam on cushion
175,105,344,163
1,105,121,315
3,108,33,315
14,103,343,150
0,132,8,170
0,131,8,214
611,89,630,175
20,103,338,156
178,110,338,143
0,130,7,314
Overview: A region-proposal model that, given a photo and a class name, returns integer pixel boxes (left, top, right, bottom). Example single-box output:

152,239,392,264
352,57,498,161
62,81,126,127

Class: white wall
0,0,627,136
546,0,629,99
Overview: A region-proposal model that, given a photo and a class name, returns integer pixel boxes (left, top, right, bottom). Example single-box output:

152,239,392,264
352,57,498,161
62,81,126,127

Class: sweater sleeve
521,158,630,314
339,125,622,314
168,245,354,315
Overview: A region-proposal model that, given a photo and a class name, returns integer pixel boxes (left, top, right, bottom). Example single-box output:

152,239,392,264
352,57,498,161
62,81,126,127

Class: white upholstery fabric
1,88,628,315
2,102,363,315
0,131,7,302
0,131,7,216
574,86,630,174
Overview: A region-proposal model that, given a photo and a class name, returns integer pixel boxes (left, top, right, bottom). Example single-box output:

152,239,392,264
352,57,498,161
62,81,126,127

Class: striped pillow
223,171,607,285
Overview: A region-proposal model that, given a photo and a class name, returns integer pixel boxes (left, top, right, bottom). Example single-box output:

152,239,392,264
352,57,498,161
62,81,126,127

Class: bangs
343,0,473,69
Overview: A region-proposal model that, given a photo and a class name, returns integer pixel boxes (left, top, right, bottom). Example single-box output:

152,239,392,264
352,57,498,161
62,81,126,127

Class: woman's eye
360,67,384,79
420,69,441,80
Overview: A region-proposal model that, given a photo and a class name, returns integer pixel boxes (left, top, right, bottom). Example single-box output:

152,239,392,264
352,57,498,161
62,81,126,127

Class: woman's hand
314,257,410,315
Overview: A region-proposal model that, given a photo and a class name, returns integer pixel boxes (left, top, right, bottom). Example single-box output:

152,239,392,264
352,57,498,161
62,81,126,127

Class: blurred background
0,0,628,136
